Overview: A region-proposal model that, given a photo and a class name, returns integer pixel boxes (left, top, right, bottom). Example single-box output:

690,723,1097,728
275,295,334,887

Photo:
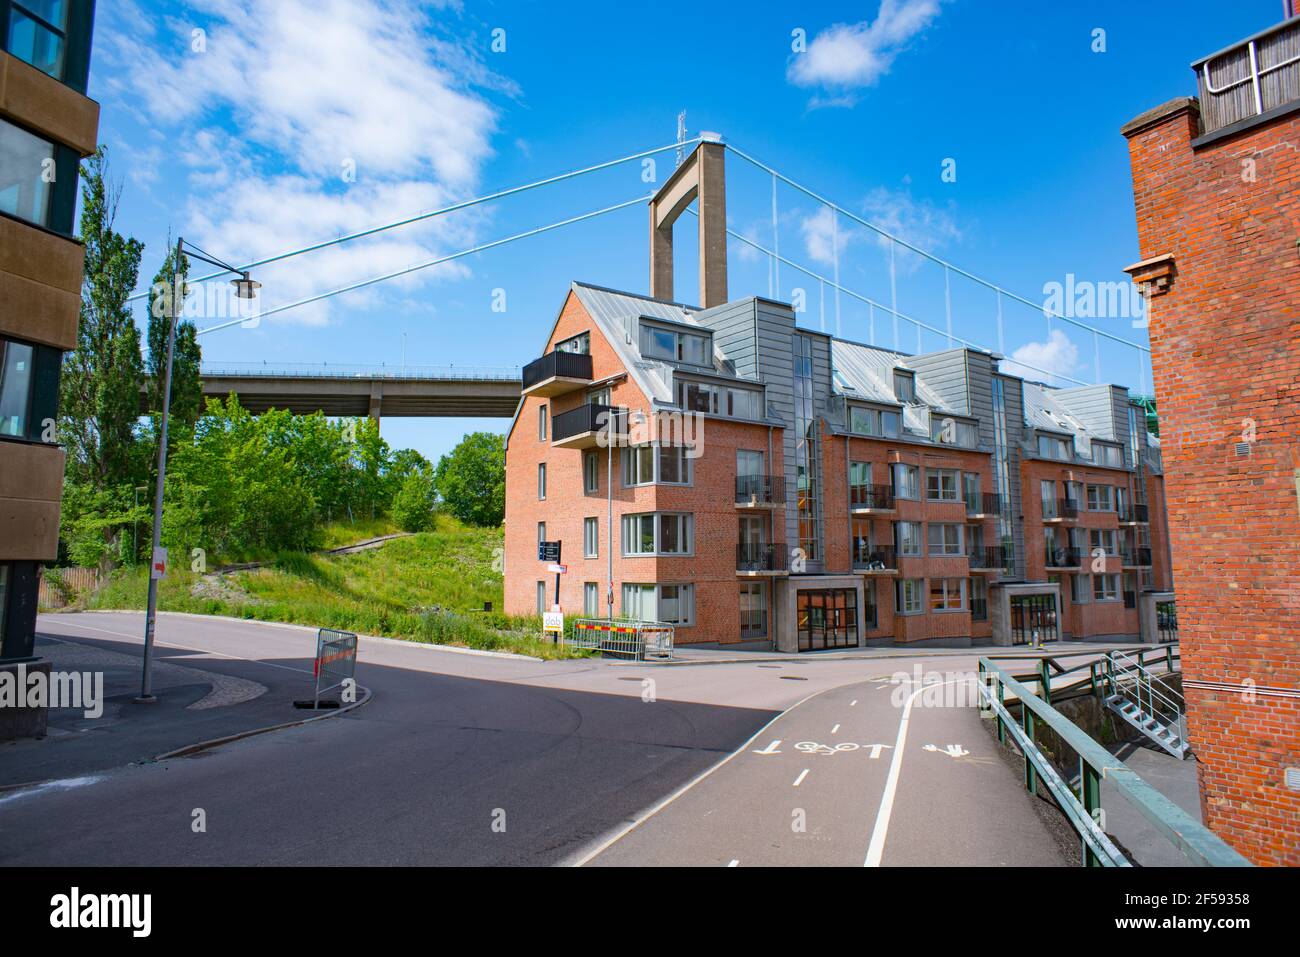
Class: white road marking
793,769,810,787
864,676,969,867
753,739,783,755
727,860,739,867
0,775,103,807
831,723,840,734
923,744,970,758
850,700,858,706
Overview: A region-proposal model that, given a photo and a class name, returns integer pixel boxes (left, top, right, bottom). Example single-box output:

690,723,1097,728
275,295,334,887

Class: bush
392,470,438,532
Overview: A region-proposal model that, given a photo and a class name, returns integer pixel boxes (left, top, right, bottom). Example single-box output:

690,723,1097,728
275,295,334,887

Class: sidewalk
1,624,339,790
657,639,1158,666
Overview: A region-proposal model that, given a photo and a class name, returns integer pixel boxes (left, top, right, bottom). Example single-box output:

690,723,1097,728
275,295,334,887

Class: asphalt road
1,612,1068,866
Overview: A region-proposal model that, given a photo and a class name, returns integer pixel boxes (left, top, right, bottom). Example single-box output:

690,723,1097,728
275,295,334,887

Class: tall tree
434,432,505,527
60,148,144,489
145,239,203,427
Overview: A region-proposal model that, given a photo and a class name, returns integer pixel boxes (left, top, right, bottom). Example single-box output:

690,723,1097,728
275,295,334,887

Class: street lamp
136,237,260,703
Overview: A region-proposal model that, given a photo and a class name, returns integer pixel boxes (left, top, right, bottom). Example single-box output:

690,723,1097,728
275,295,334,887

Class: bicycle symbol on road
794,741,860,756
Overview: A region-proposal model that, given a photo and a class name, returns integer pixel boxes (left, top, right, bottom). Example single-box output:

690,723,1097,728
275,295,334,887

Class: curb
58,610,545,662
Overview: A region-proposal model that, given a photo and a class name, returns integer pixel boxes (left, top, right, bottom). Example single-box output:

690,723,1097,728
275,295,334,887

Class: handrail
1106,651,1185,725
978,657,1250,867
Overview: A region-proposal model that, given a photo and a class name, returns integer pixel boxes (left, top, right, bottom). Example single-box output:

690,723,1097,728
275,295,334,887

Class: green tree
145,239,203,428
434,432,505,527
60,148,144,491
392,469,438,532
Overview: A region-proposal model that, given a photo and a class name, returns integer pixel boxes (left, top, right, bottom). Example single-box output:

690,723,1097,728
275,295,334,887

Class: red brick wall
1124,100,1300,865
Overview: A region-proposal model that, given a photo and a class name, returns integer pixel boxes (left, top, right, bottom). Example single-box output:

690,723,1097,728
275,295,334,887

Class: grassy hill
82,516,576,659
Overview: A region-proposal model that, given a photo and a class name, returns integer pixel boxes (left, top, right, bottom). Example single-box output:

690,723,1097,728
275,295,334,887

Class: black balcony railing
1119,503,1150,523
1121,547,1153,566
737,542,788,572
736,474,786,505
851,542,897,571
965,492,1002,516
552,403,624,442
850,484,896,510
1045,546,1083,568
967,545,1008,570
522,350,593,390
1059,498,1080,519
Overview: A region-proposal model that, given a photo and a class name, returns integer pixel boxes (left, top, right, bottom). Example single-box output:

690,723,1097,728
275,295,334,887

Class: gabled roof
1022,380,1097,455
830,339,965,440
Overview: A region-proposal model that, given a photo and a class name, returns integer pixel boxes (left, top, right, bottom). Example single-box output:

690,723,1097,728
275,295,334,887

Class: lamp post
137,237,260,703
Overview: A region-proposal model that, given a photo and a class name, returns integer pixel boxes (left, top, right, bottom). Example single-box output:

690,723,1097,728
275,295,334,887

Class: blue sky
89,0,1280,461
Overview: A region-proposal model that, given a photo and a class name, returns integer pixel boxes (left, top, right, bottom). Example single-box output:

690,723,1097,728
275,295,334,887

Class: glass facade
792,334,821,561
991,376,1015,574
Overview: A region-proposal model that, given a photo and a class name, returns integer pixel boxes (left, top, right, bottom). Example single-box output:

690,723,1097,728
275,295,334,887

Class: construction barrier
569,619,674,661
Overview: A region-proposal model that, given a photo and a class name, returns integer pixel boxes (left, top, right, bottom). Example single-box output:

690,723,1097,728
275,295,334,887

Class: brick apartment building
1121,12,1300,865
0,0,100,736
503,286,1172,651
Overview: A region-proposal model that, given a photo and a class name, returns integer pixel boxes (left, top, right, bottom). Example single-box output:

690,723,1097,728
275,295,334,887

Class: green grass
317,516,401,550
83,516,583,660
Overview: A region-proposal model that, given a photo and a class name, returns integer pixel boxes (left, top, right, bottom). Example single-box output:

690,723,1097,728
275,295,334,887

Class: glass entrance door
1010,593,1059,645
797,589,859,651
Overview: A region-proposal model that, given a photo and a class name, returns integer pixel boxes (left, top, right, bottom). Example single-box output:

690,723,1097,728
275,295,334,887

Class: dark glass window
0,117,79,234
1,0,95,93
0,335,59,442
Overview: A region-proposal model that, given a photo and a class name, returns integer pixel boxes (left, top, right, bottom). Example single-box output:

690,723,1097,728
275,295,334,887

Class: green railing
977,656,1251,868
987,644,1180,706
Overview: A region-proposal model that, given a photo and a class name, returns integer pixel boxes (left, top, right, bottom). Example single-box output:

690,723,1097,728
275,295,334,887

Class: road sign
547,563,567,574
542,610,564,641
150,546,168,580
538,541,561,562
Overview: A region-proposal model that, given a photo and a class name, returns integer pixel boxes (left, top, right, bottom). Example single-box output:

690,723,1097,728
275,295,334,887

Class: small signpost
543,610,565,642
309,628,358,709
150,546,168,580
538,540,563,611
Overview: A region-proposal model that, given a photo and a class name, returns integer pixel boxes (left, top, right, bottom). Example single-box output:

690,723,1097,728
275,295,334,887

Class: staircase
1102,651,1190,760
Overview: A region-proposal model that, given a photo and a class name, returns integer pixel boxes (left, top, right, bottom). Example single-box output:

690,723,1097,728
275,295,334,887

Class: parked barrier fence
568,619,674,660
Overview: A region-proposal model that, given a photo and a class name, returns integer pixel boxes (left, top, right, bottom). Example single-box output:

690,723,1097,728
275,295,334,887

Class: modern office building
503,280,1171,651
1122,12,1299,866
0,0,99,735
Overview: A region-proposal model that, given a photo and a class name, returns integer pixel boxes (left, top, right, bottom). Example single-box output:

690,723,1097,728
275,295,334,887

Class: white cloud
1004,330,1080,382
101,0,511,328
788,0,943,106
860,186,960,273
800,206,852,267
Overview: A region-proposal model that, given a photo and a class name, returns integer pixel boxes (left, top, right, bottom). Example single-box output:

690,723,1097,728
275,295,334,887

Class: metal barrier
313,628,358,708
977,657,1250,868
568,619,674,660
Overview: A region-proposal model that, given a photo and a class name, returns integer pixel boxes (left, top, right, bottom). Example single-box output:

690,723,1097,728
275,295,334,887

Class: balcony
1194,17,1300,138
551,403,626,450
850,484,896,513
1121,547,1153,568
736,474,785,508
967,545,1008,572
521,350,593,397
1043,499,1080,523
737,542,788,576
1045,546,1083,569
965,492,1001,518
852,543,898,574
1118,503,1150,525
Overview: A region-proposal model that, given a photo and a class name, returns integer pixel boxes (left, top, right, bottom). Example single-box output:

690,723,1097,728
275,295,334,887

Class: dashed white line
727,860,740,867
831,723,840,734
850,700,858,707
793,769,810,787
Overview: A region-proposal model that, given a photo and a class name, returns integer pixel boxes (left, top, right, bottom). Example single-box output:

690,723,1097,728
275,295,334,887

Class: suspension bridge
126,134,1155,410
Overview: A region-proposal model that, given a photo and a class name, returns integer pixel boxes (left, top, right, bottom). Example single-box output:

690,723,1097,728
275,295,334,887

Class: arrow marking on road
923,744,970,758
753,740,783,755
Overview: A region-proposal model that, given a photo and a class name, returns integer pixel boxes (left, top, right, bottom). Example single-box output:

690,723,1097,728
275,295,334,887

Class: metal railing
852,542,897,571
736,474,785,505
737,542,788,572
522,350,593,390
1121,547,1153,566
965,491,1001,515
1195,16,1300,135
1045,546,1082,568
552,403,625,442
1102,650,1186,733
977,656,1250,867
850,483,896,510
967,545,1007,570
568,618,674,660
1118,503,1149,524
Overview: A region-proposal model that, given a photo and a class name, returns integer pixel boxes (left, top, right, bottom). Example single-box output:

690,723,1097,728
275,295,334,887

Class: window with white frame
537,522,546,545
849,405,902,438
893,463,919,500
1094,443,1124,468
895,521,922,557
536,581,546,614
584,582,600,616
1041,479,1058,518
926,469,960,502
641,322,711,366
621,513,693,556
931,417,978,448
583,451,599,493
1093,573,1120,601
1038,433,1071,460
537,463,546,500
893,370,916,403
1071,575,1091,604
675,379,761,419
538,404,548,441
1087,484,1115,511
622,444,691,486
927,523,963,556
929,578,965,611
584,518,598,558
896,578,924,614
1089,529,1117,555
622,583,695,625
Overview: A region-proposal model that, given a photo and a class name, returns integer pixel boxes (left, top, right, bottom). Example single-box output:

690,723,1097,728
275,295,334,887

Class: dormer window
1037,433,1071,460
893,371,916,403
640,321,710,366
